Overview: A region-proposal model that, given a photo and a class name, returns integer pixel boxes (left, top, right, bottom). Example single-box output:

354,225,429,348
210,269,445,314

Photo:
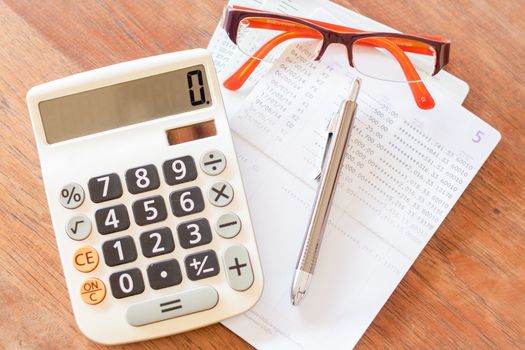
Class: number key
177,218,212,249
125,164,160,194
132,195,167,226
170,187,205,217
95,204,130,235
88,173,122,203
102,236,137,267
163,156,197,185
140,227,175,258
109,268,145,299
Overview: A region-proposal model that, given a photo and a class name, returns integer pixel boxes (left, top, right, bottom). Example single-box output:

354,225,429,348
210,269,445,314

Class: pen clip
315,109,340,181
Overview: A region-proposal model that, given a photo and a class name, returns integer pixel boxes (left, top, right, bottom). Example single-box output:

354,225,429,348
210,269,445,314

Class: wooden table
1,0,523,348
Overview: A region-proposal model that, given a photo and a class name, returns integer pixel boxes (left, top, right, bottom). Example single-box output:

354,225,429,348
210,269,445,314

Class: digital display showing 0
39,64,211,143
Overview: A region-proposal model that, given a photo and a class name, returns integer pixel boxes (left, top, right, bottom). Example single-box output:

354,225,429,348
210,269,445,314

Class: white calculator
26,49,263,344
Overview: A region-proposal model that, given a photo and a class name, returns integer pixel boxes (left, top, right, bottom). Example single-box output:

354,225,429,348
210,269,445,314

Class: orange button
73,246,99,273
80,278,106,305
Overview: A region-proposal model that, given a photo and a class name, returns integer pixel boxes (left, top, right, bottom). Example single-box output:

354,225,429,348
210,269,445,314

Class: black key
177,218,212,249
102,236,137,267
140,227,175,258
95,204,130,235
184,250,220,281
88,173,122,203
109,268,145,299
132,195,167,226
125,164,160,194
147,259,182,290
163,156,197,185
170,187,205,217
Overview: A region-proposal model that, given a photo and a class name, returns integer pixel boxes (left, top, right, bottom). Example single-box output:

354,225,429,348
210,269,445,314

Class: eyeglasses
221,6,451,110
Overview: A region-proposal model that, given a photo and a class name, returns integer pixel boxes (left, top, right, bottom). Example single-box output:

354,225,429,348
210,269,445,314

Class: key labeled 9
163,156,198,185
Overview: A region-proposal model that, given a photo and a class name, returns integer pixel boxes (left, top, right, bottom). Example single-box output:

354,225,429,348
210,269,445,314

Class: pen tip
291,291,305,306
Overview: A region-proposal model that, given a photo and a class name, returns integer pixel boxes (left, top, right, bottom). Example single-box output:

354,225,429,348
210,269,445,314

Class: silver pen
291,78,361,306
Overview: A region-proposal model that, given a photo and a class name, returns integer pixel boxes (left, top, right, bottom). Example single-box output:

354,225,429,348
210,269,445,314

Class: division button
147,259,182,290
200,150,226,176
208,181,234,207
59,183,85,209
215,213,241,239
73,246,99,273
126,286,219,327
80,278,106,305
223,245,254,291
65,215,92,240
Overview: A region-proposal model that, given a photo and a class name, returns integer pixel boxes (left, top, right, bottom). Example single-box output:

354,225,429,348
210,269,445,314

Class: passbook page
210,1,500,349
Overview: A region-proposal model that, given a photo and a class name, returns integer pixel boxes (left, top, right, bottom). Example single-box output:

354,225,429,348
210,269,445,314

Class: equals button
126,286,219,327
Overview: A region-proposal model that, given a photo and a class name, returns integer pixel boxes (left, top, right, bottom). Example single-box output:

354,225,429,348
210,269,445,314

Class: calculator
26,49,263,344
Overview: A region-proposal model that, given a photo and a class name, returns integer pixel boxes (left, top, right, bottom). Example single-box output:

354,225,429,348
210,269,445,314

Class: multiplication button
66,215,91,240
215,213,241,238
200,150,226,175
59,183,85,209
208,181,234,207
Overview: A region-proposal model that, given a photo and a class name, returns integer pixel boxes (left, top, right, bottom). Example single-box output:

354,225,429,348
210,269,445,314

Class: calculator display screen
39,65,212,143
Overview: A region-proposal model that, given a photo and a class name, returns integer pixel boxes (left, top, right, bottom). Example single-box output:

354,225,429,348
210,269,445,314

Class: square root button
126,286,218,327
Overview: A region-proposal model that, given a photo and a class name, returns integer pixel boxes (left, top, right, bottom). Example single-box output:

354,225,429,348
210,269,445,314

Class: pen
291,78,361,306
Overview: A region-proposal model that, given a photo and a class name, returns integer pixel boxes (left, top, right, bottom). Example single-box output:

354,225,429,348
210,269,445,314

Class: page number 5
472,130,485,143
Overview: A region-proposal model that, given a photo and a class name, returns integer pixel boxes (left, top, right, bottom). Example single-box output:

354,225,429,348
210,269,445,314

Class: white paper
210,1,500,348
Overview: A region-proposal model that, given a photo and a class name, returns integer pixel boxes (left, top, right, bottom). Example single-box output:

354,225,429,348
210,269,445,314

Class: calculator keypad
65,151,256,309
126,164,160,194
88,173,123,203
132,195,168,226
95,204,130,234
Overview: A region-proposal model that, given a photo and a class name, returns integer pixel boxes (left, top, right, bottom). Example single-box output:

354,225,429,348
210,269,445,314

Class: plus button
228,257,247,276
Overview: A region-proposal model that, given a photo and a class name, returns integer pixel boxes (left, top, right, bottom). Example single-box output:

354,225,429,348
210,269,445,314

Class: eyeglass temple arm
223,29,321,90
362,37,435,109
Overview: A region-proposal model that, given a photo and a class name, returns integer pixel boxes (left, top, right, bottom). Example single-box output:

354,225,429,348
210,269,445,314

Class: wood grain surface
0,0,523,349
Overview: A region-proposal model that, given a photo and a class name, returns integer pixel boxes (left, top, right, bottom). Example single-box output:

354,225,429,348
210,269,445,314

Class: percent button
59,182,85,209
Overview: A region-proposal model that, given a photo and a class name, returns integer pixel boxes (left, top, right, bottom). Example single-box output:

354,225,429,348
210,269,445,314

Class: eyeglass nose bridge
313,32,354,65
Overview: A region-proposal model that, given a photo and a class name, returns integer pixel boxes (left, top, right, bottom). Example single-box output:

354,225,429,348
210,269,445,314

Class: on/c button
80,278,106,305
73,246,99,273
